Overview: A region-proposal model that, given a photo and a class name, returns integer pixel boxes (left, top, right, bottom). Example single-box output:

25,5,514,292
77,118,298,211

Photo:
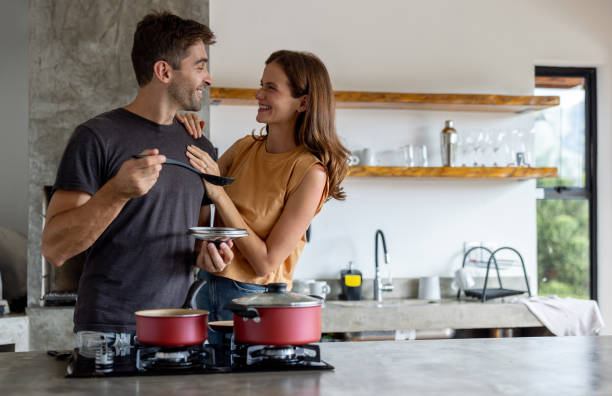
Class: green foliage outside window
536,178,589,299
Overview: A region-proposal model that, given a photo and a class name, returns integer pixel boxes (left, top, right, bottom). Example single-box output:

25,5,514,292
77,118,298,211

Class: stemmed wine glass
481,131,495,166
457,133,468,166
507,129,519,166
491,130,506,167
462,132,475,167
472,130,484,167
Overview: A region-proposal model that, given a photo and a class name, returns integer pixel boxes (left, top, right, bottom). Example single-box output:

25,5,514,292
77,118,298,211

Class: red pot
135,308,209,346
134,279,209,346
226,283,323,345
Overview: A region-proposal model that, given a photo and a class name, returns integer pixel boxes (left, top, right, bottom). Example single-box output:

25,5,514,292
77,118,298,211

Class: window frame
535,66,597,300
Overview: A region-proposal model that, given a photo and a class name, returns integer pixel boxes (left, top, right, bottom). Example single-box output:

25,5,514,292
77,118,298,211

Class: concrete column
27,0,210,349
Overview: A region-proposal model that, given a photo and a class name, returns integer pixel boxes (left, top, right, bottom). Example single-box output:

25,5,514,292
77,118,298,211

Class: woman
180,50,349,324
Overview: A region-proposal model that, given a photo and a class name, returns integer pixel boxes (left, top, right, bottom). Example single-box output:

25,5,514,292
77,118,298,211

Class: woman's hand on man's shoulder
176,113,204,139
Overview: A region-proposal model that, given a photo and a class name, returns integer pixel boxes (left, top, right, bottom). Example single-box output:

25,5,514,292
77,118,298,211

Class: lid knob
266,283,287,293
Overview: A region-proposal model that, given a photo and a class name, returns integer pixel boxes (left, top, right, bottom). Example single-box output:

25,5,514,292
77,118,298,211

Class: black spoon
132,154,234,186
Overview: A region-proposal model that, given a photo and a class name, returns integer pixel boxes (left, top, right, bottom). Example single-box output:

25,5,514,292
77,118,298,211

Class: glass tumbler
415,145,428,167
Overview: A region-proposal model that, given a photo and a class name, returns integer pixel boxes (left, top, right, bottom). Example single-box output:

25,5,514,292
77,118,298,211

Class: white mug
291,279,313,295
348,154,360,166
418,276,441,301
451,268,476,292
308,280,331,299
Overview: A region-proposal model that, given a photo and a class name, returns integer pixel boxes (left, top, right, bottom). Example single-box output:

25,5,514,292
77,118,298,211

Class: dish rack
457,246,532,302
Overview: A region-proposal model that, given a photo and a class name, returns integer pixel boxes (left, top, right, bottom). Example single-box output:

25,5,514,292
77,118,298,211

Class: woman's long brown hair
256,50,349,201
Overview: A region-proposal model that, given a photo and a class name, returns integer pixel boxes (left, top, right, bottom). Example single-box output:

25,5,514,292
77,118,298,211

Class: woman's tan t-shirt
216,135,328,288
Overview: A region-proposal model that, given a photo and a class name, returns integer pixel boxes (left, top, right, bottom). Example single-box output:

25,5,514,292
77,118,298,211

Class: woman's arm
186,145,326,277
191,138,241,271
212,165,326,276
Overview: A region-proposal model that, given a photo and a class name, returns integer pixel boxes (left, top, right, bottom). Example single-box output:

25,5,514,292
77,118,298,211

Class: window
534,67,597,300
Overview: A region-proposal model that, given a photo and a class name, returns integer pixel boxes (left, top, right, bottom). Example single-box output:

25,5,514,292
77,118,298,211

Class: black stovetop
64,341,333,378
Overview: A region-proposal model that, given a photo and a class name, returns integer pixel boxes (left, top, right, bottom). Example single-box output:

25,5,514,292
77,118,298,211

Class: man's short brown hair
131,11,216,86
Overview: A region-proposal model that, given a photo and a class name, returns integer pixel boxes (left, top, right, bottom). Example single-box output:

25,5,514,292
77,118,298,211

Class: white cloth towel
520,295,605,336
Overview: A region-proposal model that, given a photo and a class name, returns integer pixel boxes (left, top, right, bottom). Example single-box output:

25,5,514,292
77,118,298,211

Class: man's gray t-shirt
53,108,215,334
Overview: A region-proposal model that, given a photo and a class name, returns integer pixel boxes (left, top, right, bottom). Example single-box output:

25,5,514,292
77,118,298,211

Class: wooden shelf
347,166,558,179
210,87,559,113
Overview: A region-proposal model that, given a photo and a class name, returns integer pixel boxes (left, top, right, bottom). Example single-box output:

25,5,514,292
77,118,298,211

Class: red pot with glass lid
224,283,323,345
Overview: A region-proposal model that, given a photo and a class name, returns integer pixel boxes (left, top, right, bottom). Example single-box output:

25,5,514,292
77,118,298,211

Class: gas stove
64,339,333,377
66,341,225,377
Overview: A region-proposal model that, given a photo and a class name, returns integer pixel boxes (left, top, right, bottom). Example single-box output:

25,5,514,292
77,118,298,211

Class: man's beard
169,79,202,111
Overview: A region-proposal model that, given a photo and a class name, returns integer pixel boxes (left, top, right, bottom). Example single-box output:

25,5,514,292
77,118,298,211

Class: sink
326,299,438,308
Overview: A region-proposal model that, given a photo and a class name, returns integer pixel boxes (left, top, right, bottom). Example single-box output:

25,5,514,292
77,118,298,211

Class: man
41,11,232,348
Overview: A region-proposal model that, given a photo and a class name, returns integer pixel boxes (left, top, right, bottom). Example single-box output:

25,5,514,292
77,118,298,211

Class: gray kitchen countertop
322,298,543,332
1,336,611,395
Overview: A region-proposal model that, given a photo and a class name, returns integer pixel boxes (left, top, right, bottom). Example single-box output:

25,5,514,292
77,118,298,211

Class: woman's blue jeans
196,271,266,345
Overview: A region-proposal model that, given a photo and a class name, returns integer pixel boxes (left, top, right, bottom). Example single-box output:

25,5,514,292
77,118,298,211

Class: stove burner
154,351,190,362
136,343,215,371
231,342,331,370
258,346,297,360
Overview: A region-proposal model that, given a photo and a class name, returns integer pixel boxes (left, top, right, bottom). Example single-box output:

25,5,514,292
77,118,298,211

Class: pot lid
134,308,209,317
231,283,323,307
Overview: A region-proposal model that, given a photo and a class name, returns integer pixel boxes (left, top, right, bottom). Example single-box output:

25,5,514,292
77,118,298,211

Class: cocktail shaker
440,120,458,166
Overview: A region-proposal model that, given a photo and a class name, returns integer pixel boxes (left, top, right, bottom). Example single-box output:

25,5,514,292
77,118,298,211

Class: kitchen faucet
374,229,393,302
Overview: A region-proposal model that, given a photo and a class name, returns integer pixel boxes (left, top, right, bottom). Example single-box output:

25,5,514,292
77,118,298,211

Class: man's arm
42,149,166,267
42,187,128,267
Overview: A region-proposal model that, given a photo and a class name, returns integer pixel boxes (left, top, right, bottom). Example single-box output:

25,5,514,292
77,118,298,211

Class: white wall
209,0,612,331
0,0,29,236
